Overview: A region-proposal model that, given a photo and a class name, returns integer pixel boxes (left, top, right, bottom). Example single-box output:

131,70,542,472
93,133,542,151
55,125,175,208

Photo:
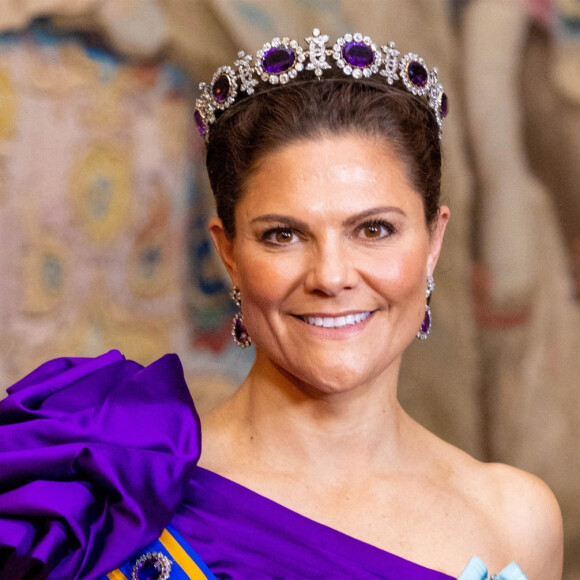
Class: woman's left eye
357,221,394,240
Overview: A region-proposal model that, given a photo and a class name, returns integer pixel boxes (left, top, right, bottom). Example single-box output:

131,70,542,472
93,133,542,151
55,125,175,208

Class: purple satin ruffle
0,350,201,580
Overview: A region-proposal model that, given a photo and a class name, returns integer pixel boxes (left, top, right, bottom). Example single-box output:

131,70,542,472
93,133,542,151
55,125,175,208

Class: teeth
305,312,370,328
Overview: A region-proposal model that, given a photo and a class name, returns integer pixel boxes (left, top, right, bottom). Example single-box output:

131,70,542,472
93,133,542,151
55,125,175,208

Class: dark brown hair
205,70,442,238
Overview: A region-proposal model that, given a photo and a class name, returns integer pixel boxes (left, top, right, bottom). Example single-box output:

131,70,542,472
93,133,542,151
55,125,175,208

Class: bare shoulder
415,428,563,578
464,457,564,579
485,462,562,575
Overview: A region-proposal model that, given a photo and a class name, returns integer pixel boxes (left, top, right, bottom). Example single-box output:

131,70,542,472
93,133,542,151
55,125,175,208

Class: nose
304,236,359,296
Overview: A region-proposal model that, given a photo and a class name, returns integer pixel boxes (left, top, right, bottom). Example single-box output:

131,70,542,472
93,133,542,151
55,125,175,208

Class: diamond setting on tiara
255,37,306,85
235,51,259,94
210,65,238,110
305,28,331,77
380,41,400,85
400,53,431,96
427,67,447,133
333,33,382,79
194,81,215,136
195,28,448,141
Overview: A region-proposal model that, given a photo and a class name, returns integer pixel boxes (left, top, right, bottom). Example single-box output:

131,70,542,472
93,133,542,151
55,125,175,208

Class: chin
276,353,393,398
254,321,412,397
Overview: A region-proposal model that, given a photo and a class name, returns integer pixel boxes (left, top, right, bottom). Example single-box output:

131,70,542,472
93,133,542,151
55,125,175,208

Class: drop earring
230,286,252,348
416,276,435,340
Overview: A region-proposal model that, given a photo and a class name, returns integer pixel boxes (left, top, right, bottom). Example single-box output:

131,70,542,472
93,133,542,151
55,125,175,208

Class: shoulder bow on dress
459,556,528,580
0,350,201,580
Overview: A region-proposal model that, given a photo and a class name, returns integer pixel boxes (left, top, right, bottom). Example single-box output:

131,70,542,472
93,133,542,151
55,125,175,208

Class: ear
427,205,450,275
208,217,239,284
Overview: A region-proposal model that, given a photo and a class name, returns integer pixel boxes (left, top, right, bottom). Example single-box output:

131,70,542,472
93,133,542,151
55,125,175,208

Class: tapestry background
0,0,579,575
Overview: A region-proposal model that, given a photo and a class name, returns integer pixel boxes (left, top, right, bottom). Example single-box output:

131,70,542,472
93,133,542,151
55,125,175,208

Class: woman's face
210,134,449,395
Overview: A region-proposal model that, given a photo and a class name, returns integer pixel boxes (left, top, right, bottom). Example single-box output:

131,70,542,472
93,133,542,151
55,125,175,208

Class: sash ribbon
104,525,217,580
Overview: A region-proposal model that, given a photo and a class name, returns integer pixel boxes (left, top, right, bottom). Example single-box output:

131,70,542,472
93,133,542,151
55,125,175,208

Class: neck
204,351,413,482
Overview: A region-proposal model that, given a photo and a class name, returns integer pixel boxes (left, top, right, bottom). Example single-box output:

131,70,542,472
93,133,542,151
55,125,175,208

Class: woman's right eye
262,227,298,245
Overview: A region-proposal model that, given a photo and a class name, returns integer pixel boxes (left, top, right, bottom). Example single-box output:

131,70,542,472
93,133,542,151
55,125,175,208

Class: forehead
238,135,423,219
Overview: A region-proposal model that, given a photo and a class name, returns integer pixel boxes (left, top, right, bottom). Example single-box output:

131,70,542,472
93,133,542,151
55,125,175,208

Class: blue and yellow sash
104,525,217,580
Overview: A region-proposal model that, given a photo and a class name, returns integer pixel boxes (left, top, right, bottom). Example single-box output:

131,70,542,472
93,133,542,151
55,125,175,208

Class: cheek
235,249,301,310
366,245,429,300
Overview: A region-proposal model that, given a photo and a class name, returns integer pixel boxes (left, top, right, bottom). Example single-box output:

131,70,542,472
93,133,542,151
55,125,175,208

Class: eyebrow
342,206,407,226
250,207,407,229
250,214,309,229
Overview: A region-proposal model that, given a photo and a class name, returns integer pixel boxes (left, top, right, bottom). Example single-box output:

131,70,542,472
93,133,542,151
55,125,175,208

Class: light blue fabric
458,556,488,580
497,562,528,580
458,556,528,580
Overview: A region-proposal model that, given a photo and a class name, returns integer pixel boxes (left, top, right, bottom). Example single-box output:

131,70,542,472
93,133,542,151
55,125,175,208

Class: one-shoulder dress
0,351,526,580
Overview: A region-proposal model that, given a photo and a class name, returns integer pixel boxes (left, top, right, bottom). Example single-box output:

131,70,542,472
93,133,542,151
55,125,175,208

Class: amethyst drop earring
416,276,435,340
230,286,252,348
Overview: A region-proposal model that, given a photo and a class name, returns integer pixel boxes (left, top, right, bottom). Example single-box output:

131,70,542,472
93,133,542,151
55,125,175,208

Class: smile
301,312,371,328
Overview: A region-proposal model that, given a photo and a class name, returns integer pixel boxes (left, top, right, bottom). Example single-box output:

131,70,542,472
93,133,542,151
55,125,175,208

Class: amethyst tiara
195,28,448,141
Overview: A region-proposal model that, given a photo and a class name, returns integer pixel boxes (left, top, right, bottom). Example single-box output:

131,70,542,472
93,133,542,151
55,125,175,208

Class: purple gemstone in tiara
209,66,238,109
440,92,448,118
342,42,374,68
399,53,431,97
262,46,296,75
407,60,428,88
212,74,231,103
333,34,381,79
194,109,206,136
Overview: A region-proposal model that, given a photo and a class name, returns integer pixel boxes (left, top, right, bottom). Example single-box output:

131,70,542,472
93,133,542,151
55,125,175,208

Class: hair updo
205,70,442,238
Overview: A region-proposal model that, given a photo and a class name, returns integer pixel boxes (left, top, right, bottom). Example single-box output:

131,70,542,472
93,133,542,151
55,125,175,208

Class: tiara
194,28,448,141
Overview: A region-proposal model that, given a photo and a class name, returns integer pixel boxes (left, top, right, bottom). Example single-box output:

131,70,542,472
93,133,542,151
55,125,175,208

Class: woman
0,29,563,580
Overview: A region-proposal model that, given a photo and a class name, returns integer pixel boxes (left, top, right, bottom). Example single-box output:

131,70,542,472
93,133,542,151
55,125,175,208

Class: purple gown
0,351,455,579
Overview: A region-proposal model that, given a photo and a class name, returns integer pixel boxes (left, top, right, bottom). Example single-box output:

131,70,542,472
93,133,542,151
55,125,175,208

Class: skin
202,135,563,578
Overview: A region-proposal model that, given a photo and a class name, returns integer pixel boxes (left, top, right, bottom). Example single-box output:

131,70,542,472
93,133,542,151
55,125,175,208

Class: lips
300,312,371,328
